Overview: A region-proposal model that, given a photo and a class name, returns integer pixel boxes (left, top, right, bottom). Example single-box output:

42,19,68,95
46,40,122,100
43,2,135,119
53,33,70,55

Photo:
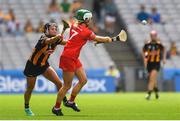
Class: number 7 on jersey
69,29,78,40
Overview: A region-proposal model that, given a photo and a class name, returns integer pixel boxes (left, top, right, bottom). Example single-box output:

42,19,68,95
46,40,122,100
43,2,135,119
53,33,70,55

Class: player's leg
146,69,157,100
42,66,67,103
71,67,87,102
145,63,153,100
43,66,62,90
52,71,74,116
24,77,36,116
65,67,87,112
153,70,159,99
146,69,154,100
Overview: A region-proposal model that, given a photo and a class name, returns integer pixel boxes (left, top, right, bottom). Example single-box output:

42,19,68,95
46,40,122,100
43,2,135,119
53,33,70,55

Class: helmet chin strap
85,21,90,27
79,20,89,26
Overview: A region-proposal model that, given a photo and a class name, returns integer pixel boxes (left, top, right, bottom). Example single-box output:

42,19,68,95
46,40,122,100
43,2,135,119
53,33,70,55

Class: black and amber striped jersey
28,35,60,66
143,41,164,63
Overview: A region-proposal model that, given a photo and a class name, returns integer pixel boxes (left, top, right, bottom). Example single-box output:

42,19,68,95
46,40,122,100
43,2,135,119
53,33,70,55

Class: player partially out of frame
51,9,127,116
142,30,166,100
23,22,67,116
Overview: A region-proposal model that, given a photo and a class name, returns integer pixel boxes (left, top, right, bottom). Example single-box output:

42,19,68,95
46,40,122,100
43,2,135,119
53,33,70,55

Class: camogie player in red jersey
52,9,124,116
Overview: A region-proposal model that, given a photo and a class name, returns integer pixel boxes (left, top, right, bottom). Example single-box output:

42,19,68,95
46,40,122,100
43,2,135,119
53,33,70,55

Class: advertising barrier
0,70,115,93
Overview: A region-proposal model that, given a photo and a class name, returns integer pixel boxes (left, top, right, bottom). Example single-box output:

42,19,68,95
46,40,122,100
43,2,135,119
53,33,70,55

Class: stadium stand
0,0,114,70
114,0,180,69
0,0,180,70
0,0,180,92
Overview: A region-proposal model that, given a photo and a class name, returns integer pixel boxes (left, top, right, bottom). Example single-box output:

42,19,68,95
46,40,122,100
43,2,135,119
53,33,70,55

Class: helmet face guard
83,12,92,21
44,23,58,37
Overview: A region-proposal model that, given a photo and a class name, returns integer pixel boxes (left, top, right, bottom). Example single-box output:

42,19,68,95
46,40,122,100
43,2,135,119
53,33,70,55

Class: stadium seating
0,0,114,70
0,33,114,69
114,0,180,68
1,0,180,70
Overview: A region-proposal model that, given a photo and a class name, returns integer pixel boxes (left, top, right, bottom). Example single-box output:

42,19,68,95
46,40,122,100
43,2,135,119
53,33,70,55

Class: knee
63,83,72,91
79,79,87,86
56,81,63,90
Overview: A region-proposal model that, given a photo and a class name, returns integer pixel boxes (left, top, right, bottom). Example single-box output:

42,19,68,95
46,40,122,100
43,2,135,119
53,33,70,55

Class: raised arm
44,34,63,44
59,40,67,45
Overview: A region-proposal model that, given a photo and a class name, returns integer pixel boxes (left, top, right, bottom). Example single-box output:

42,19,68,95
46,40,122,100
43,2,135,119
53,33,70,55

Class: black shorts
147,62,160,73
23,60,50,77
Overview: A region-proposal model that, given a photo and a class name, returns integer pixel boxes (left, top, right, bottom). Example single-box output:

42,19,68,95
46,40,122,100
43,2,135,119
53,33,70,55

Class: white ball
142,20,147,25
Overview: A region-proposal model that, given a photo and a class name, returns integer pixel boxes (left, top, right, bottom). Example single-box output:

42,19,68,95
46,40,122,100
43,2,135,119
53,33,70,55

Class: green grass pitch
0,93,179,120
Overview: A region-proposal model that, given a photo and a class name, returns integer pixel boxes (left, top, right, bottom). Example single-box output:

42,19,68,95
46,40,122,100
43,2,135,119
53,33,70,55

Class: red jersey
61,24,96,59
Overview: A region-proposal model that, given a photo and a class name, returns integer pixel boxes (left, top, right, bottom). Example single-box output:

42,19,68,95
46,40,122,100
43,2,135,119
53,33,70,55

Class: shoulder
155,40,164,48
156,39,163,45
145,40,151,45
83,26,93,35
158,42,164,48
38,34,48,44
40,34,48,40
156,38,161,44
157,41,162,45
80,25,93,35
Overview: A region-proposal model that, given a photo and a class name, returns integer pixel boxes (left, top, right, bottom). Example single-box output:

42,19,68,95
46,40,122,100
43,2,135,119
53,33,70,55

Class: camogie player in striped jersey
142,30,166,100
23,22,67,116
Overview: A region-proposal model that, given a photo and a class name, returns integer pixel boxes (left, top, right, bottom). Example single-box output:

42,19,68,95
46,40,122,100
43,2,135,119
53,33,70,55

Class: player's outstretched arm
59,40,67,45
93,30,127,46
93,35,112,43
44,34,63,44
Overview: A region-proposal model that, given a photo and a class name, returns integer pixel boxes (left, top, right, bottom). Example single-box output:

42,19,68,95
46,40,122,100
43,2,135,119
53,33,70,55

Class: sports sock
147,90,152,95
54,102,61,109
154,87,159,93
63,96,67,102
69,94,76,102
25,103,29,109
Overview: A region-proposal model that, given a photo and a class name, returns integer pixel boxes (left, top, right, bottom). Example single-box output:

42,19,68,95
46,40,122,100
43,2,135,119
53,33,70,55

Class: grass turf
0,93,179,120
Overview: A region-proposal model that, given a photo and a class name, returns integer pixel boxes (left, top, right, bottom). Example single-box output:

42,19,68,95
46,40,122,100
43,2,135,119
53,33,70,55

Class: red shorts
59,56,82,72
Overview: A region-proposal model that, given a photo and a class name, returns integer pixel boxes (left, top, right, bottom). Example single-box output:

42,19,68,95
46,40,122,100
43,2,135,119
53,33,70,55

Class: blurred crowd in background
0,0,180,92
0,0,179,57
0,0,118,36
0,0,83,36
135,4,179,59
136,4,161,24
